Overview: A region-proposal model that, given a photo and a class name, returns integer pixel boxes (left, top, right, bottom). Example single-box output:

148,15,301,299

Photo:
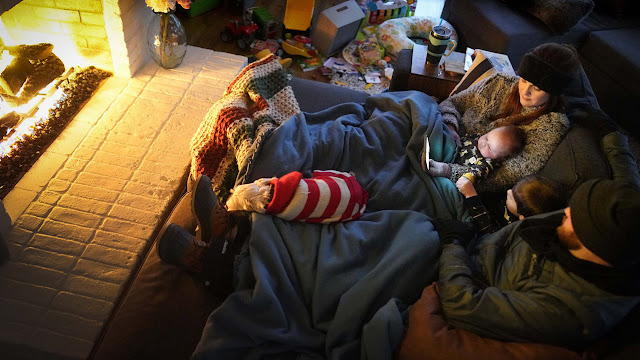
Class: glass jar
147,11,187,69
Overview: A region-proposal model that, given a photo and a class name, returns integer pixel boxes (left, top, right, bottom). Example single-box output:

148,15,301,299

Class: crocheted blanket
189,55,300,201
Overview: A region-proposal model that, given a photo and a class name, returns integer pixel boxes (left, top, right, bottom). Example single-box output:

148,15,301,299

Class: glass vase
147,11,187,69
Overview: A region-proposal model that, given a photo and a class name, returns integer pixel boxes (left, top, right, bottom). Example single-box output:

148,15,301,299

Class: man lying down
157,90,640,359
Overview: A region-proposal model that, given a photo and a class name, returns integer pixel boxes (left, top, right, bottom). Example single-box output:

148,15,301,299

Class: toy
220,11,258,50
361,0,416,27
255,49,292,69
249,39,280,55
248,7,279,40
281,35,317,58
357,42,383,65
220,16,259,50
283,0,315,31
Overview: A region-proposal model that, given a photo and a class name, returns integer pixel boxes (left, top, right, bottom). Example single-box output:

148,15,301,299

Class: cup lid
431,25,452,38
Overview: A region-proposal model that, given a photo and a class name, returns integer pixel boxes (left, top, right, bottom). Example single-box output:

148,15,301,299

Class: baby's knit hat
569,179,640,267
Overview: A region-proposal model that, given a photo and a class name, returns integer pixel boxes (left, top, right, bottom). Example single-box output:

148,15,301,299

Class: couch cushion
444,0,635,69
446,0,552,66
396,283,589,360
449,51,497,96
505,0,595,35
580,28,640,94
539,124,610,193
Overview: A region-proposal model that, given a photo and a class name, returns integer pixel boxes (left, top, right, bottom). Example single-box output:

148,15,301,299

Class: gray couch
90,74,638,360
442,0,640,138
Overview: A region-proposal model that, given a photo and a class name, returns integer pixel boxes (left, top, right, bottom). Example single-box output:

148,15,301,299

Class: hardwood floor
176,0,330,83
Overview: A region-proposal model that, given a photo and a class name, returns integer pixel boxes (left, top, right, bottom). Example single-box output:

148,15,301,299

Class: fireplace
0,0,157,199
0,1,247,359
0,0,152,77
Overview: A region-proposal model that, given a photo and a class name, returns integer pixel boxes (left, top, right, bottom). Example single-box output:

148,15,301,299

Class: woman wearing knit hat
438,43,581,192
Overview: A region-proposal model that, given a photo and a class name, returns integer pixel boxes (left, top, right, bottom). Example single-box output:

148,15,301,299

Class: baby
424,125,525,185
457,174,567,234
225,170,368,224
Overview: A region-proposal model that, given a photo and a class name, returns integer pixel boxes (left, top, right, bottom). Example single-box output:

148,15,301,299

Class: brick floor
0,47,246,360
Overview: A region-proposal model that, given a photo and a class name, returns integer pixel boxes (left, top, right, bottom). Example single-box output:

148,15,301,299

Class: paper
424,136,430,170
443,51,466,75
365,75,381,83
323,57,358,75
467,48,515,76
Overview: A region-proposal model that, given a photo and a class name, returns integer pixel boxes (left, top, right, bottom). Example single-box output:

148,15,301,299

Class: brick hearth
0,47,246,360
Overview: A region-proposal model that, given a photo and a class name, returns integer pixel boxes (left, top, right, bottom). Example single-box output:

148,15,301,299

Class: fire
0,87,65,159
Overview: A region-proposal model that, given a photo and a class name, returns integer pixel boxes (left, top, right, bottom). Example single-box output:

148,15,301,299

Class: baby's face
477,128,514,159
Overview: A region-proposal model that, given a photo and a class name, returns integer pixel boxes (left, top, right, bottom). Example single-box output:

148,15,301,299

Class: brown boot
192,174,233,243
157,223,208,273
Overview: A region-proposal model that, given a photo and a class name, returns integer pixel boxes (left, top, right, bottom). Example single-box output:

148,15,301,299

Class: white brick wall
0,47,247,360
1,0,156,77
1,0,111,72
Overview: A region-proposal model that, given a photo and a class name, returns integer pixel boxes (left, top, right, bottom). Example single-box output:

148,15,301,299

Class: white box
311,1,365,56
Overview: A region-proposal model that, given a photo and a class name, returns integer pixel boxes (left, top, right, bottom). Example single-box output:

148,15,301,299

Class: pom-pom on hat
518,52,573,95
569,179,640,267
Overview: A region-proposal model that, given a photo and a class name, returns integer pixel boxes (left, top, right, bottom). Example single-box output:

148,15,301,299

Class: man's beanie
518,52,573,95
569,179,640,267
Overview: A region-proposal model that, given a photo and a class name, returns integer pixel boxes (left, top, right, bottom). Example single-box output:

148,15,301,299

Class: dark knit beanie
569,179,640,267
518,53,573,95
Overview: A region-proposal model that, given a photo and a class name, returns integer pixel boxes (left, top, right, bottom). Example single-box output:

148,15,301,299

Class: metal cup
426,25,457,65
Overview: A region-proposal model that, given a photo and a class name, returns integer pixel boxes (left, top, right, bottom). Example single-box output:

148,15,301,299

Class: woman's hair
512,174,567,217
492,43,580,127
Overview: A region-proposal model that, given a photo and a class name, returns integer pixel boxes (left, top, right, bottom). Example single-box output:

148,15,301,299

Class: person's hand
445,123,461,147
427,160,452,178
456,176,477,198
431,218,476,246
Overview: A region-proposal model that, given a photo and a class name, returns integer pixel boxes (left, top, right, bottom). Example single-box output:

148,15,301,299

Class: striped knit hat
267,170,368,223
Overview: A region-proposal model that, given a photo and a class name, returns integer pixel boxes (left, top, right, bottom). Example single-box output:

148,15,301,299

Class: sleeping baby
424,125,525,185
226,170,368,223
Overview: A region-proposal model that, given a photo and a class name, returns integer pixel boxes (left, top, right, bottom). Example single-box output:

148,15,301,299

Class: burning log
0,57,33,95
6,43,54,61
0,112,19,137
0,43,65,104
20,54,65,98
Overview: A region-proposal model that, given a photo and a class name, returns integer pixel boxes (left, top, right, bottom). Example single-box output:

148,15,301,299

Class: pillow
395,283,591,360
593,0,628,18
506,0,595,35
449,50,515,97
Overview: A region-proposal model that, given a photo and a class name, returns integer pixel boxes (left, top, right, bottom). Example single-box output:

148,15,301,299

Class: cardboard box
311,0,365,56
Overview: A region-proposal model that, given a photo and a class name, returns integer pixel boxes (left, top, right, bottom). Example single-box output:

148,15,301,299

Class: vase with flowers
146,0,191,69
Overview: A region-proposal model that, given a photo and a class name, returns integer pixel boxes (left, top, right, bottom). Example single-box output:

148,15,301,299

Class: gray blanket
193,91,467,359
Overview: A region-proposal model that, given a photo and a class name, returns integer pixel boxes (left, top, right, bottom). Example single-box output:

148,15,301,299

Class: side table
390,45,464,101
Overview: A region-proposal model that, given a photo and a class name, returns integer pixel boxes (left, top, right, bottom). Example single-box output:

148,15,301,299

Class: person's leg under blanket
193,209,442,359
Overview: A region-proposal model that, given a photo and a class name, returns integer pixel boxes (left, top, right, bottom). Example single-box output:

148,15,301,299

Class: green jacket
438,211,640,350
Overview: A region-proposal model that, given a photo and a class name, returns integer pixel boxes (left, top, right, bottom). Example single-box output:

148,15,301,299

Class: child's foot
191,174,233,243
156,223,208,273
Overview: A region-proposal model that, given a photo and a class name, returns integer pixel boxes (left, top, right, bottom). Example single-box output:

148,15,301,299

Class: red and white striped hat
267,170,368,223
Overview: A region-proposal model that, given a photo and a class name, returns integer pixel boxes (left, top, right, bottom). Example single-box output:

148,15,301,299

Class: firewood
19,54,65,98
6,43,54,61
0,57,33,96
0,111,20,128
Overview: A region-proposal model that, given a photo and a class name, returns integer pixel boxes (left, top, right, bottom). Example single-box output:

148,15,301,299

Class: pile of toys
217,0,425,90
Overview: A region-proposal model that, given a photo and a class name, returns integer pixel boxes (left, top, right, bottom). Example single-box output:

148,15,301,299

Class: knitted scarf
189,55,300,202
